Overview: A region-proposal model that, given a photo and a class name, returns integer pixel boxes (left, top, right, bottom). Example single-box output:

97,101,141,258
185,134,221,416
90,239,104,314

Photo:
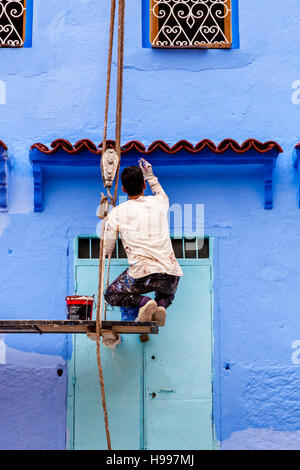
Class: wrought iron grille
0,0,26,47
150,0,232,48
78,236,210,259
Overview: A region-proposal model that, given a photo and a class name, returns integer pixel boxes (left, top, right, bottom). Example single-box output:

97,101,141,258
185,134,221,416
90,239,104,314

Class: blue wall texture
1,0,300,450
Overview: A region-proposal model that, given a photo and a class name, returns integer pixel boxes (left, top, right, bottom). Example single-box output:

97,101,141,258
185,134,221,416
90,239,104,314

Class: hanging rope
101,0,116,191
113,0,125,205
95,216,111,449
95,0,126,451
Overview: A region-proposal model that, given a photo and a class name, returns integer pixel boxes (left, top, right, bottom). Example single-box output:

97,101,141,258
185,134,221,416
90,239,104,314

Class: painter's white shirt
104,176,183,279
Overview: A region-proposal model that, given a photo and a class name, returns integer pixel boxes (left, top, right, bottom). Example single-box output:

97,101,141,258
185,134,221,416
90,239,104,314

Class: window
149,0,232,49
77,236,210,260
173,237,210,259
0,0,33,48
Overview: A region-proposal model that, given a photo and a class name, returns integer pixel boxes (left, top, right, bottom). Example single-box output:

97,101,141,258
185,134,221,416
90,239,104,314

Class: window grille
0,0,27,47
150,0,232,48
78,237,210,260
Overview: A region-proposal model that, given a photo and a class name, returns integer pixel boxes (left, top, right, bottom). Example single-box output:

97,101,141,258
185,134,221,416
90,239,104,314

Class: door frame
67,233,218,450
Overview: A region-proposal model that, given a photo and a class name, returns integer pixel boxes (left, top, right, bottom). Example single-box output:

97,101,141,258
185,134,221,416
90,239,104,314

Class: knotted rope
95,0,125,451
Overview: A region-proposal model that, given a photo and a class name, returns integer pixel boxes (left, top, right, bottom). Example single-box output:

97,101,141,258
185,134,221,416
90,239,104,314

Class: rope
101,0,116,163
95,0,126,451
115,0,125,156
104,254,112,321
95,218,111,450
113,0,125,205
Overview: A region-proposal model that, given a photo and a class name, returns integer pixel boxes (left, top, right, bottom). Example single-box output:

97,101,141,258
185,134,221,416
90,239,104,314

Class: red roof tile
0,140,7,150
31,138,283,155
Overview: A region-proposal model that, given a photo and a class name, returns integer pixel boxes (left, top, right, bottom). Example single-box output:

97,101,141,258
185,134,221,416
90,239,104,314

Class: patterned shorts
104,269,180,309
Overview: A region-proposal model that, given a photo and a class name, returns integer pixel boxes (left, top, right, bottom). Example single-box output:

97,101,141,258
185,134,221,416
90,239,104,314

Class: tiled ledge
29,138,283,212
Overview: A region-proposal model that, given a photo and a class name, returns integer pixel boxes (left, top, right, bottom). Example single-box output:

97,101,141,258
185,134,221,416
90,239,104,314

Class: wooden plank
0,320,159,335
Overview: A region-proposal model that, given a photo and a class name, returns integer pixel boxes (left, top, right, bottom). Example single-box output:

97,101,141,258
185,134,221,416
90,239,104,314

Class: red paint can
66,295,95,320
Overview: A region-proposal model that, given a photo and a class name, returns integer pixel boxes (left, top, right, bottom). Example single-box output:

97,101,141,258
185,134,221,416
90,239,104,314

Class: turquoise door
67,238,214,450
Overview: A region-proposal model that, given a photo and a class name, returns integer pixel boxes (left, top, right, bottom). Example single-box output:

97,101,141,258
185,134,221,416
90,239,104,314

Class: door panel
144,265,213,450
69,259,213,450
143,400,213,450
72,264,143,450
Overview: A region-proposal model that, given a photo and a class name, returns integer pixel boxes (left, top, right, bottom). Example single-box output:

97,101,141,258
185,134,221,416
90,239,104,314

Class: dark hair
121,166,144,196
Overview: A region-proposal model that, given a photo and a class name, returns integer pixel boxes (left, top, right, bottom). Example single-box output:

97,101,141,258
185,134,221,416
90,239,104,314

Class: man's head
121,165,146,197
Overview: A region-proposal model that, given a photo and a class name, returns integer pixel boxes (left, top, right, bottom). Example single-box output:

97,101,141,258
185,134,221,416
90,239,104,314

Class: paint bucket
120,306,139,321
66,295,94,320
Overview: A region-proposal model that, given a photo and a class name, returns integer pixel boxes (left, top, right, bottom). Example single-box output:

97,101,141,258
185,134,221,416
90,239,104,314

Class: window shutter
150,0,232,49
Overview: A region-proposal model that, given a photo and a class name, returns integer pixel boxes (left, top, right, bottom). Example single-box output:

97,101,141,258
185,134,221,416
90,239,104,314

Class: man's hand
138,157,154,181
139,157,168,203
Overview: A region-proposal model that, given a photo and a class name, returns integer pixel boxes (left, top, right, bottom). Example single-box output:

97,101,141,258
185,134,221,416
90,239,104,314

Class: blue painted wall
1,0,300,449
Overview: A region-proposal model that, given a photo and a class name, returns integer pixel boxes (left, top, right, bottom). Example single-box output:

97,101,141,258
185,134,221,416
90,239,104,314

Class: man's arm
139,158,169,205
